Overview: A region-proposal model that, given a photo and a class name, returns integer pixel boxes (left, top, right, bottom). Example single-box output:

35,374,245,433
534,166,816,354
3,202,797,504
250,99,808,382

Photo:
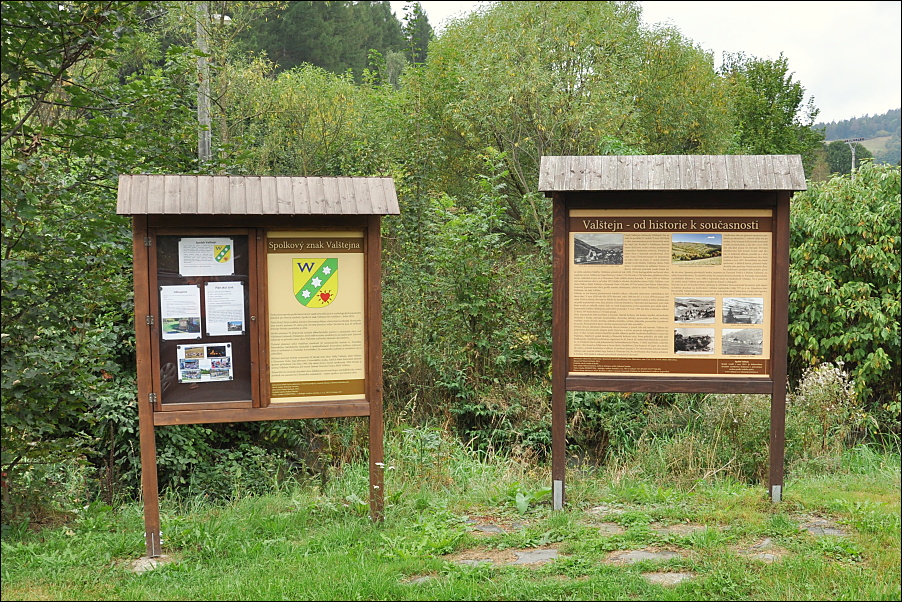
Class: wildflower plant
789,361,875,455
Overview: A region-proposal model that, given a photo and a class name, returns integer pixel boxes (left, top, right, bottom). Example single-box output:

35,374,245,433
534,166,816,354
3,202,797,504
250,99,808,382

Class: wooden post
132,216,162,557
551,193,567,509
366,216,385,520
769,191,791,502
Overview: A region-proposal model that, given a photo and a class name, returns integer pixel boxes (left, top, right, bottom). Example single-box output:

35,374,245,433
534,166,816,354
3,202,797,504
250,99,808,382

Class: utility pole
196,1,211,164
844,137,864,179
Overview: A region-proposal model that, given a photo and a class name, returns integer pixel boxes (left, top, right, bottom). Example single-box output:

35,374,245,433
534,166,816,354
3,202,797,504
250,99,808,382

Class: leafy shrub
788,362,875,458
788,162,901,430
567,391,652,464
381,151,553,453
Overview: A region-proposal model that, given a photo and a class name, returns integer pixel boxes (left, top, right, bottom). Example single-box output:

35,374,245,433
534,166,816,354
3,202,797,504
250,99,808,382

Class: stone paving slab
606,549,684,565
471,524,506,534
510,549,559,565
796,515,849,536
642,571,695,586
587,504,627,516
448,546,562,567
650,523,709,536
735,537,789,563
595,522,626,535
465,518,525,535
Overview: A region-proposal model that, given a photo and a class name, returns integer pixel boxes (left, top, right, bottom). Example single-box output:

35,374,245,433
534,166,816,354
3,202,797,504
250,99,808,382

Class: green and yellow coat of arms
293,258,338,308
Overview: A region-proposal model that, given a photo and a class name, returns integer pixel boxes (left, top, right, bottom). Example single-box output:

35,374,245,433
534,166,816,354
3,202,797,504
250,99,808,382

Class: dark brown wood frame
132,214,385,557
551,190,790,509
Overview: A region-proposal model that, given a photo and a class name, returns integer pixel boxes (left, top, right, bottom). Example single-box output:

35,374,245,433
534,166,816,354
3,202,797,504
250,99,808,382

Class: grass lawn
1,443,899,601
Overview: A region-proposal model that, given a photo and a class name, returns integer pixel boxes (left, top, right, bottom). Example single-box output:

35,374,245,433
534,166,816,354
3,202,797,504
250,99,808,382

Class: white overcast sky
389,1,902,124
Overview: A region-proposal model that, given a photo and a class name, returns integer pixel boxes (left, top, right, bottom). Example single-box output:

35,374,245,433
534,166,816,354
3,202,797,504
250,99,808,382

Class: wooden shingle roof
538,155,807,192
116,175,400,215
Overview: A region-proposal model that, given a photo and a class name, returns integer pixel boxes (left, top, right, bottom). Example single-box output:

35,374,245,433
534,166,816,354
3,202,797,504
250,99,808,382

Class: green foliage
816,536,864,562
825,139,874,175
412,1,655,226
223,61,373,175
820,108,900,146
567,392,651,463
637,394,771,484
628,384,884,486
2,2,201,514
788,362,875,456
237,0,407,81
722,52,825,175
634,27,732,154
501,481,552,515
381,153,553,454
788,162,901,422
1,0,145,145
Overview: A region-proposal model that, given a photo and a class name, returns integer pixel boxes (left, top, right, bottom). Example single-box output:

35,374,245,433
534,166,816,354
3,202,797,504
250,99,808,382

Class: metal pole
196,1,212,163
844,138,863,179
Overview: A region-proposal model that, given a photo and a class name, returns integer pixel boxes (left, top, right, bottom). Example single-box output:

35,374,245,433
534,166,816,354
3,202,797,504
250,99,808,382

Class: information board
568,209,773,377
266,231,367,403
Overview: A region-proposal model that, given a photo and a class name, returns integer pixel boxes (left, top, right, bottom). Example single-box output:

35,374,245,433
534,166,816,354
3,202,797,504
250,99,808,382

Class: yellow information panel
266,231,366,402
568,209,773,377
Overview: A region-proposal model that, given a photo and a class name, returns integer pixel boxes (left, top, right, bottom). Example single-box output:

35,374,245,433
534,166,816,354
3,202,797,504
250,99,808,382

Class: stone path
127,508,856,592
411,511,853,587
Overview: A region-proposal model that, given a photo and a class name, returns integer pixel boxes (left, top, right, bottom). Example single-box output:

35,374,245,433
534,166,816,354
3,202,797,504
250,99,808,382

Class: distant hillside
816,108,900,165
816,108,900,141
672,242,721,263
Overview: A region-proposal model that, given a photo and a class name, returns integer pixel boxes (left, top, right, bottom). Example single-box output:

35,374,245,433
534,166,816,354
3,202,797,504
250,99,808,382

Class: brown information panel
266,231,367,403
568,209,773,378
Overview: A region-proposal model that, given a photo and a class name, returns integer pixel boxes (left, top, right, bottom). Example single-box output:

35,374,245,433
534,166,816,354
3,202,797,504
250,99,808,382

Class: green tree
722,52,825,175
405,1,733,243
633,26,732,154
788,162,900,423
826,139,874,175
222,62,371,176
402,1,433,64
2,1,197,504
410,1,648,241
238,1,404,80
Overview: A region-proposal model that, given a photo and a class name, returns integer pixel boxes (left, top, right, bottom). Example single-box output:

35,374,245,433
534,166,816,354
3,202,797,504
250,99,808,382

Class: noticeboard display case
117,174,399,557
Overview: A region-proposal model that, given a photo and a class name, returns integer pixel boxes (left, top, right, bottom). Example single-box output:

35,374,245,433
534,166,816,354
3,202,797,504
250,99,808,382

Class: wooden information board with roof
117,174,399,557
538,155,807,509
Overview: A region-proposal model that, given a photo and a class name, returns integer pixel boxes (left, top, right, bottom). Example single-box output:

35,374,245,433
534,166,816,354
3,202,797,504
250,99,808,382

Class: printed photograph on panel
722,328,764,355
674,328,715,354
672,233,722,265
206,345,227,358
674,297,716,323
723,297,764,324
574,233,624,265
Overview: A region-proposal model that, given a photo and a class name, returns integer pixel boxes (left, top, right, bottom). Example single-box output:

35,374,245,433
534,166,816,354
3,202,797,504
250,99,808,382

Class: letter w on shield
293,258,338,308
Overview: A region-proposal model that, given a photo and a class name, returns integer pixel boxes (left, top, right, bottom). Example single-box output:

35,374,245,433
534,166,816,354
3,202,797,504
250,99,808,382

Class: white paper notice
176,343,234,383
205,281,246,336
160,285,202,340
178,237,234,276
